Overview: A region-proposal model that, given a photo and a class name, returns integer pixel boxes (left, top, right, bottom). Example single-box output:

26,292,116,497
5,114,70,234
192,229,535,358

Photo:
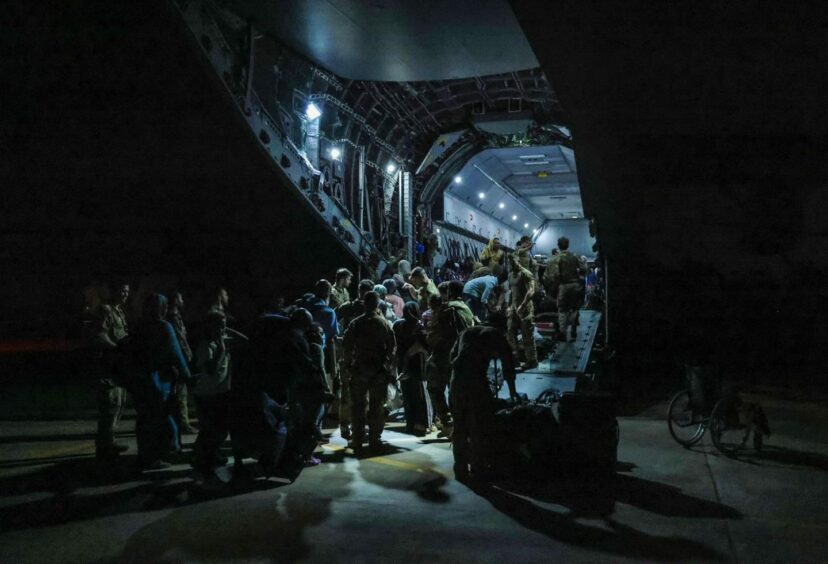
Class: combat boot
231,463,254,484
521,360,538,371
367,440,393,454
348,433,365,454
96,442,129,459
437,422,453,439
138,459,172,472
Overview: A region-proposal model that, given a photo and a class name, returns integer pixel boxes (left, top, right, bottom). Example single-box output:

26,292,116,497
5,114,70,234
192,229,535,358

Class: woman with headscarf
392,301,432,435
480,237,504,269
397,259,412,279
373,283,398,323
382,279,405,318
127,293,192,470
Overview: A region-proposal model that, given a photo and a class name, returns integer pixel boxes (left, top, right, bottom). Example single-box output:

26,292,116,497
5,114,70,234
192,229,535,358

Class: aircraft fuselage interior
175,0,605,383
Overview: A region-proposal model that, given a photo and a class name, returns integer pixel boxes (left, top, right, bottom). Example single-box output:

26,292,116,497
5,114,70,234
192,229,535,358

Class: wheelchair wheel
667,389,706,447
710,396,750,456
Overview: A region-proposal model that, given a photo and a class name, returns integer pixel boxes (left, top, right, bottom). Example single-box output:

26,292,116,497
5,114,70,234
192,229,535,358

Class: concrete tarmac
1,391,827,563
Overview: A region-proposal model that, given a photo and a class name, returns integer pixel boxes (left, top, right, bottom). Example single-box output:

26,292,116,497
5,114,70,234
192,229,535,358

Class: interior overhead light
453,175,462,184
305,102,322,120
436,228,441,233
524,223,529,229
519,154,546,160
571,215,579,219
499,202,505,209
330,147,342,160
512,215,518,221
386,162,397,174
478,192,485,199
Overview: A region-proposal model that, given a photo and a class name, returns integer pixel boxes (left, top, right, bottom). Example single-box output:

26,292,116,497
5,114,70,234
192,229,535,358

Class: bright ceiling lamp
478,192,485,199
330,147,342,160
453,175,462,184
386,162,397,174
524,223,529,228
306,102,322,120
499,202,505,209
512,215,517,221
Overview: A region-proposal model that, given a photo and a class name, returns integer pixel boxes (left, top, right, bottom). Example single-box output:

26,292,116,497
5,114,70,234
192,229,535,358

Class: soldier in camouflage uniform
329,268,353,310
403,267,440,314
514,235,537,274
507,253,538,370
426,282,475,436
449,312,518,481
94,282,130,458
334,279,375,440
545,236,587,341
342,291,396,452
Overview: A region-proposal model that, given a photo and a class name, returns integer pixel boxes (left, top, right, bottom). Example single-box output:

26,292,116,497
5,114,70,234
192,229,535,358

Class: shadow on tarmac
0,454,297,532
723,445,828,471
465,462,741,562
354,447,451,504
117,462,354,563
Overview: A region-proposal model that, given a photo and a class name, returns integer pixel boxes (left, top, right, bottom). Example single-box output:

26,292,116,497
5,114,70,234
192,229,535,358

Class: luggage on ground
489,390,619,475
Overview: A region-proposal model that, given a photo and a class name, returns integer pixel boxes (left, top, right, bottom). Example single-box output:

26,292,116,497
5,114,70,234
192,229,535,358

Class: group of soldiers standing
469,234,589,370
84,232,588,482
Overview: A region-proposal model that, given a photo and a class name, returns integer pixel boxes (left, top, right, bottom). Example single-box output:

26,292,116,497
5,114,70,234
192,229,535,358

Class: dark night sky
511,0,828,377
1,1,356,336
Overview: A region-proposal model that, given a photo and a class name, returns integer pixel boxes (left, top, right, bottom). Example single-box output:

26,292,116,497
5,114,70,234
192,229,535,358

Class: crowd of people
86,235,595,484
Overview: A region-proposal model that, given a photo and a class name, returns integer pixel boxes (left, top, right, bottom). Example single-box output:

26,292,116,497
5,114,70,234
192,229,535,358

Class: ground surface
1,390,827,563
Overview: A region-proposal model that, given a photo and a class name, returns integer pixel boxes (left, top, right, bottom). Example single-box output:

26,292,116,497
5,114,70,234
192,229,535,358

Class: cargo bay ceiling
194,0,581,255
219,0,540,81
448,145,582,224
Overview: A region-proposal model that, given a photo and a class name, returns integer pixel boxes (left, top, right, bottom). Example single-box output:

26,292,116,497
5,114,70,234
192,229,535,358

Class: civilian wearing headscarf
127,293,192,470
480,237,504,269
373,284,398,323
393,302,427,376
397,259,412,279
392,301,432,435
382,279,405,318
